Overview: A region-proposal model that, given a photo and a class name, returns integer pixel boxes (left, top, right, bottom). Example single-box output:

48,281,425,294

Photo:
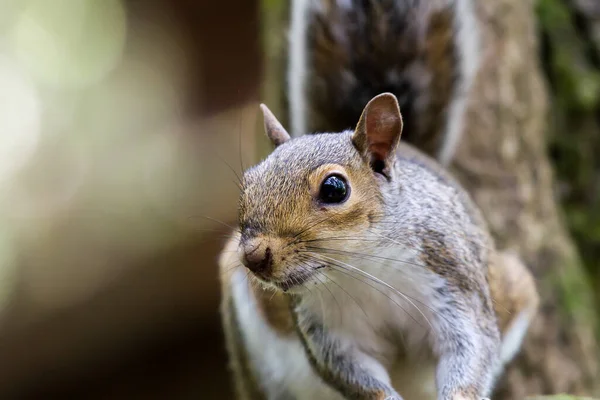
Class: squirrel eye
318,175,349,204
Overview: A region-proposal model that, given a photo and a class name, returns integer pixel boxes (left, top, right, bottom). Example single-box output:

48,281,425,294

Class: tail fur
287,0,482,165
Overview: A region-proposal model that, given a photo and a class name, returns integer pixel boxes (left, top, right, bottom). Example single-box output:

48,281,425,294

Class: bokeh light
0,56,41,187
11,0,127,89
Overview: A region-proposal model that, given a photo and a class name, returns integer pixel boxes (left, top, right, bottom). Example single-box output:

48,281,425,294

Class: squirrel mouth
275,275,309,292
270,266,325,292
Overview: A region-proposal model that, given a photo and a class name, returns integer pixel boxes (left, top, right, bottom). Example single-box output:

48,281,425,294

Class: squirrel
219,1,539,400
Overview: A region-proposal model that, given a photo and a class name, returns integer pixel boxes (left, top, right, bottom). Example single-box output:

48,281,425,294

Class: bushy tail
286,0,481,165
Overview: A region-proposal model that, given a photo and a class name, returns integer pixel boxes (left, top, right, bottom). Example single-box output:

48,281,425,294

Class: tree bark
451,0,599,397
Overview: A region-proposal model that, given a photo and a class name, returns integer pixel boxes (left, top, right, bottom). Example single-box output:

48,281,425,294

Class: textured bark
451,0,599,397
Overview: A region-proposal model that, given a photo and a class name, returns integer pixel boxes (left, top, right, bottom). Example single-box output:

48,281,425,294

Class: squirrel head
237,93,403,291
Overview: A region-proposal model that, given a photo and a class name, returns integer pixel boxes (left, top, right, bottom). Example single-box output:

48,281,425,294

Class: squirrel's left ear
260,104,290,147
352,93,403,179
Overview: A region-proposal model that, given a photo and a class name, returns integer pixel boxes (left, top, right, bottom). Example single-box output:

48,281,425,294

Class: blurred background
0,0,597,399
0,0,264,397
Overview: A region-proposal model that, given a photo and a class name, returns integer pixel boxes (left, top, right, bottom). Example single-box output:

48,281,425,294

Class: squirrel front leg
291,301,403,400
432,303,500,400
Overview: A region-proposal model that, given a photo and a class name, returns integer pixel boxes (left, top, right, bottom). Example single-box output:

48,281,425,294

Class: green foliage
537,0,600,111
536,0,600,316
551,255,596,323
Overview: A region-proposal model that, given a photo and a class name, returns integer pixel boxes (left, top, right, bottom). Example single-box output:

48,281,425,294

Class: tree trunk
450,0,599,397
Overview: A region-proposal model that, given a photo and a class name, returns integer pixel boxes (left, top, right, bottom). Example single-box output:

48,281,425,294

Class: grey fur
235,128,503,399
291,296,404,400
222,0,534,396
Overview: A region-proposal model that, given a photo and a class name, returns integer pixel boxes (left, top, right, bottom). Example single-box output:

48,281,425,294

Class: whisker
299,224,496,267
308,205,496,253
242,269,251,286
214,152,243,189
297,255,343,324
186,216,240,232
196,216,238,231
302,253,427,330
312,273,329,326
298,254,376,330
300,276,313,296
269,288,278,302
327,266,425,329
305,250,453,324
316,269,373,328
294,221,488,252
223,263,244,276
366,223,496,253
296,237,382,245
286,213,343,246
237,101,246,174
313,253,433,330
303,246,426,270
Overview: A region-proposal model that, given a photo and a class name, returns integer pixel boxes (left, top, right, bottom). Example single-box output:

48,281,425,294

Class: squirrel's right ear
260,104,290,147
352,93,403,179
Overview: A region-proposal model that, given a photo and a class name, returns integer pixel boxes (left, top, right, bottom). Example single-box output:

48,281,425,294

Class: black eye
318,175,349,204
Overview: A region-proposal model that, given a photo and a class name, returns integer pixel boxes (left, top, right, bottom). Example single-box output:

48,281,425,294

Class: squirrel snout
240,239,273,274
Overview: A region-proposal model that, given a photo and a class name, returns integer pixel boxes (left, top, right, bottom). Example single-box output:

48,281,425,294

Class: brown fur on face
237,134,385,291
238,94,402,292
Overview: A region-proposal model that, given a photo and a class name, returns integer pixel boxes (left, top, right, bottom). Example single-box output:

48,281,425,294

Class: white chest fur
231,242,451,400
231,269,344,400
299,244,445,399
304,246,442,350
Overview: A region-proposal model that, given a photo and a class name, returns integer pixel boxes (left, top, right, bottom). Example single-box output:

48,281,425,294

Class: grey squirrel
219,2,539,400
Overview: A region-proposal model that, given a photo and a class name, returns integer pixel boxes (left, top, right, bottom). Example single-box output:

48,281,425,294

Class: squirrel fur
219,2,539,400
288,0,480,165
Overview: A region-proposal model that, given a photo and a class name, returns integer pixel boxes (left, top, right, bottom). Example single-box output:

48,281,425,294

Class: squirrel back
288,0,481,165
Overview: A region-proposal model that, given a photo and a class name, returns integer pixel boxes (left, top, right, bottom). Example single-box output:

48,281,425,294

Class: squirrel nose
240,240,273,274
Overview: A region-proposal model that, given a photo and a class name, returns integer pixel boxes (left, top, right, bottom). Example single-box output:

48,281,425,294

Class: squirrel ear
352,93,403,177
260,104,290,147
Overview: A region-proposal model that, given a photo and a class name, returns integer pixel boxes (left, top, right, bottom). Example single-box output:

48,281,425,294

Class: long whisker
292,216,493,253
297,255,357,321
304,250,453,325
269,287,278,302
192,227,232,234
315,269,373,328
302,253,427,330
313,253,433,330
312,273,331,326
214,152,243,189
196,216,239,231
296,255,340,323
297,237,382,245
306,204,496,252
285,213,342,247
366,222,496,253
237,100,246,174
304,246,426,270
322,261,425,330
223,262,244,277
